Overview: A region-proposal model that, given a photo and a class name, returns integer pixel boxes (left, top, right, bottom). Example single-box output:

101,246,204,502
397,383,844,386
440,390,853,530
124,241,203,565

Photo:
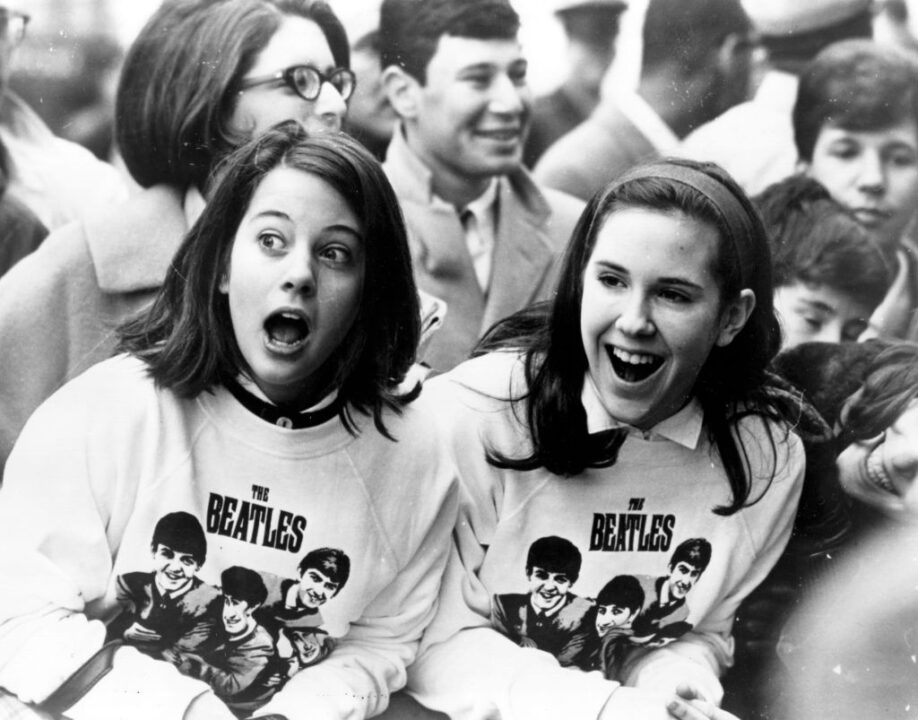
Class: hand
122,621,162,644
666,684,741,720
183,692,236,720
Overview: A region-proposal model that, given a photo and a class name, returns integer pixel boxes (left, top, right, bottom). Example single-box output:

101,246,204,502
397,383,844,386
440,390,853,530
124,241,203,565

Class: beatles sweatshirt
0,354,458,720
407,351,804,720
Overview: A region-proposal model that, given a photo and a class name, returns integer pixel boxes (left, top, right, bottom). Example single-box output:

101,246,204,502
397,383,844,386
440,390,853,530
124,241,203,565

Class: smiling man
379,0,585,372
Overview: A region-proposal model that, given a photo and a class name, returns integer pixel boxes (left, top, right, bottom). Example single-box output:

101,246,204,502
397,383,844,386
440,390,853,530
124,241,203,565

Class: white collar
235,374,339,412
580,372,704,449
610,88,680,154
753,70,799,113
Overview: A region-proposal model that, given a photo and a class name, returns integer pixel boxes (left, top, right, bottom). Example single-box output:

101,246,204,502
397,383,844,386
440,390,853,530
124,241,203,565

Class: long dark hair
119,122,420,438
483,158,801,515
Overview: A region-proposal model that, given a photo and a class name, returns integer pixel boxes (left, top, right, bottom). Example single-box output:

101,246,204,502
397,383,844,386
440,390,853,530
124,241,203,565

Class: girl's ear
716,289,756,347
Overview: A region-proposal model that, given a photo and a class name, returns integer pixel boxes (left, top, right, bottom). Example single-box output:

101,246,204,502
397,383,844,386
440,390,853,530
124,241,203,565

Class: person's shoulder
539,183,587,224
426,350,528,403
729,408,805,487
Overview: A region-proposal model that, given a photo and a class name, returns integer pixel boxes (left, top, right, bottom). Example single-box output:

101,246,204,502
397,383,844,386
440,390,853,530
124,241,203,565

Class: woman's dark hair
116,0,348,190
843,341,918,443
794,39,918,163
755,175,892,311
482,157,800,515
119,122,421,438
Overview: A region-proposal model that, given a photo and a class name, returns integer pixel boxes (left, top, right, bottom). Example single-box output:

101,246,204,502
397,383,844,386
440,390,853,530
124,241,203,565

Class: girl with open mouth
406,159,809,720
0,124,457,720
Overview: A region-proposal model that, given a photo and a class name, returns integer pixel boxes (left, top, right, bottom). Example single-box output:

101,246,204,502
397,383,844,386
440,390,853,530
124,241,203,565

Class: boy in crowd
109,511,220,657
794,39,918,340
379,0,584,372
754,175,892,348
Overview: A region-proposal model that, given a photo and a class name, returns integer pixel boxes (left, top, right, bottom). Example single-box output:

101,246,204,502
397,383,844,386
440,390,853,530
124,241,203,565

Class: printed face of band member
222,167,365,406
297,566,341,608
580,208,749,430
222,595,256,637
595,603,637,637
805,121,918,253
151,543,200,593
229,15,346,137
408,35,531,185
774,281,873,348
667,560,703,600
527,566,572,613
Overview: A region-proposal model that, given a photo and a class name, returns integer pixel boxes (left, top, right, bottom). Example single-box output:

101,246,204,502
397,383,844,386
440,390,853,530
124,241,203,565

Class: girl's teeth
613,348,657,364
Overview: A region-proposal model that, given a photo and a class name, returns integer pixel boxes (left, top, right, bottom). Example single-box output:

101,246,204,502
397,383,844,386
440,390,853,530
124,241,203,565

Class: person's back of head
642,0,749,74
379,0,520,83
742,0,873,73
756,175,892,347
640,0,753,135
793,39,918,164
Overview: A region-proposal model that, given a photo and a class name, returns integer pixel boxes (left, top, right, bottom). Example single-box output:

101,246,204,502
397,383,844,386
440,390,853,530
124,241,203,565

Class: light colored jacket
384,128,584,372
0,184,187,473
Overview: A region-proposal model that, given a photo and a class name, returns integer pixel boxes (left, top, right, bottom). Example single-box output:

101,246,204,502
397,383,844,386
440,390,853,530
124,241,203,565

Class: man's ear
716,289,756,347
382,65,421,120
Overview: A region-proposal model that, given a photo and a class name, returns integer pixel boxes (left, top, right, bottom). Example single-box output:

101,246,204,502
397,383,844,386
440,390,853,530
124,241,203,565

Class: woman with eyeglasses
0,0,357,475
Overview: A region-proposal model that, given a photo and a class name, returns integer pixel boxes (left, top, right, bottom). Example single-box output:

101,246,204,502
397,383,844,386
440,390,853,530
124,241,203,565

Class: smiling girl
0,125,457,720
405,159,805,720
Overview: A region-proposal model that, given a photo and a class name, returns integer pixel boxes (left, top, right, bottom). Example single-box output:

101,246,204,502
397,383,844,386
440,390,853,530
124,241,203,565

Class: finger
674,683,707,702
667,698,711,720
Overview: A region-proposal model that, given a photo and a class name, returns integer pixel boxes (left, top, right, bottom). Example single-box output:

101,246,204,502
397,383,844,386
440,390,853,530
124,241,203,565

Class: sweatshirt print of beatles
0,355,458,720
408,351,805,720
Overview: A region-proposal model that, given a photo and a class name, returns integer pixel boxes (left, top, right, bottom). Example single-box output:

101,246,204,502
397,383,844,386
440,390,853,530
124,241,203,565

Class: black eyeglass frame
239,65,356,102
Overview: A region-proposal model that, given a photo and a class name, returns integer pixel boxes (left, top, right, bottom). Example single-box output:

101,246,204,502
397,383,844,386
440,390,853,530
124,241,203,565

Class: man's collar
581,372,704,449
607,87,679,154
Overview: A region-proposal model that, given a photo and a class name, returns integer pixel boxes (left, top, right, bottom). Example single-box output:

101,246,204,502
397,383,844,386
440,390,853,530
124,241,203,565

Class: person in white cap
678,0,873,196
523,0,628,167
534,0,755,201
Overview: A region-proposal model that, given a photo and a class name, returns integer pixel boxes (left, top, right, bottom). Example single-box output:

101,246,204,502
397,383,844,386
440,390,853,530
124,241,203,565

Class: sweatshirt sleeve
254,450,460,720
619,419,806,705
0,369,214,720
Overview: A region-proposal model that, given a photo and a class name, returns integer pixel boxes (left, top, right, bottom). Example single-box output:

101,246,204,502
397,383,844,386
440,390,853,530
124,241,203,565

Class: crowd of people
0,0,916,719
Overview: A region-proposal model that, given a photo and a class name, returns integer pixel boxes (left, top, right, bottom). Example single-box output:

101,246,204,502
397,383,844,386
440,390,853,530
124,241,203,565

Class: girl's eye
257,232,286,251
827,144,859,160
319,245,352,264
889,151,917,167
598,273,624,288
801,314,823,331
659,289,689,303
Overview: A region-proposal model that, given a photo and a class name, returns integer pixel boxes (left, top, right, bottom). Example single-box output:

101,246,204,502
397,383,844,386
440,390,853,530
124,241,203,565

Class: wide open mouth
607,346,664,384
264,310,310,349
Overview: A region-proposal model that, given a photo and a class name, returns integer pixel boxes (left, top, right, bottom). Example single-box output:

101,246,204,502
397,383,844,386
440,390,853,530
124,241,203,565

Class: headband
605,162,756,288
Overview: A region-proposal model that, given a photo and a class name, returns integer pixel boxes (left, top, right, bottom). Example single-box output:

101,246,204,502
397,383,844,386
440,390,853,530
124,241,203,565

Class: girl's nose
306,81,346,133
615,293,655,336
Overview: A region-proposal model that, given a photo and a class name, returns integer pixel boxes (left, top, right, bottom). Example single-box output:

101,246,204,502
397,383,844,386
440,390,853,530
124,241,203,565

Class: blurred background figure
0,1,127,230
874,0,918,57
522,0,627,168
679,0,873,196
330,0,397,160
534,0,755,201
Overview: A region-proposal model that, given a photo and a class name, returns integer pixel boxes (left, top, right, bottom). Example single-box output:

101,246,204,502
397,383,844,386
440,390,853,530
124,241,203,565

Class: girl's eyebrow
250,209,292,222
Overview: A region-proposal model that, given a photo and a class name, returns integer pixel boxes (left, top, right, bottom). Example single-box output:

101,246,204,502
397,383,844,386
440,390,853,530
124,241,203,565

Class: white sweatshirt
0,355,458,720
407,352,804,720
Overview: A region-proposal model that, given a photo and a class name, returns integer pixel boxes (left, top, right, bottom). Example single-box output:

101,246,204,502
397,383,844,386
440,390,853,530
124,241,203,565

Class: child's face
151,543,199,593
667,561,702,600
297,566,340,609
527,566,573,613
222,167,365,406
805,120,918,252
595,603,636,636
774,281,873,349
580,208,750,430
222,595,255,636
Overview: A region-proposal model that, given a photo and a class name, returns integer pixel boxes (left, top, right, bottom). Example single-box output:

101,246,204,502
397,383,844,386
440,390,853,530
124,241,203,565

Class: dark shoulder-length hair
119,122,421,438
116,0,348,190
484,157,799,515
